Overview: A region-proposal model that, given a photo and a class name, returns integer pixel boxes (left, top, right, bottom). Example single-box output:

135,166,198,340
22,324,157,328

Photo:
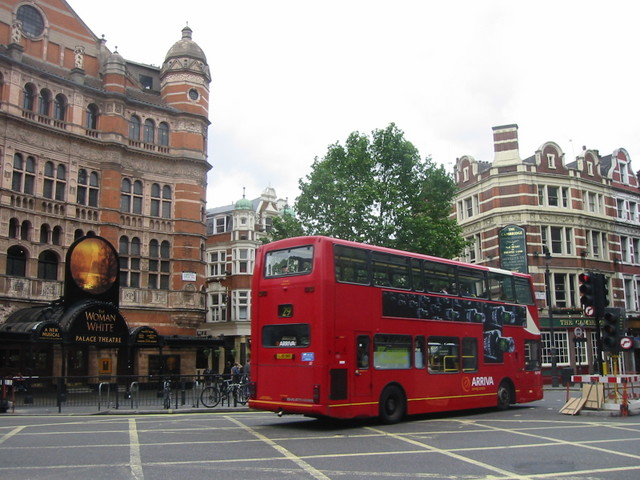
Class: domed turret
159,26,211,142
234,192,253,211
102,48,127,93
161,25,210,81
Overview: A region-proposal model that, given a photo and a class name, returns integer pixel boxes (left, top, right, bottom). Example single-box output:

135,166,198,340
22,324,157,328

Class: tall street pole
545,251,559,387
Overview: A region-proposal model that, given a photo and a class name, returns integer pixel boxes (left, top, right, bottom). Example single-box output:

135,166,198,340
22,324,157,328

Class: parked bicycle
200,377,248,407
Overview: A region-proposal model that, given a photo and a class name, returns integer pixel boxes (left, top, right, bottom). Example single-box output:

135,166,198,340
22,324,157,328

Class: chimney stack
492,124,521,166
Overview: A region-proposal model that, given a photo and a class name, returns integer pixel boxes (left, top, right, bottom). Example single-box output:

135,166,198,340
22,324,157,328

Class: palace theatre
1,235,220,378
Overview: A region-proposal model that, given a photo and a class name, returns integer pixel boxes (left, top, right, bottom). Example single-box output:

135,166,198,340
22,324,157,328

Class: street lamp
544,249,559,387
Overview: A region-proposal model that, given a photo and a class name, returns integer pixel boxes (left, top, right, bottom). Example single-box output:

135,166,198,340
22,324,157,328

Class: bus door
354,334,372,398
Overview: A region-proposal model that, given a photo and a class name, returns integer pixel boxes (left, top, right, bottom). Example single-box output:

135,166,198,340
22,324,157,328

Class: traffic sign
620,336,633,350
584,306,594,317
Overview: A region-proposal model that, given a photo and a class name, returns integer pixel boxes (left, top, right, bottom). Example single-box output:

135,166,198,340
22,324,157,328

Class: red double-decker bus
249,236,542,423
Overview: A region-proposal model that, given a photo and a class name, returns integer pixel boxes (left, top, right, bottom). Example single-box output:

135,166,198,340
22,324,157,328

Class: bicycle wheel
235,385,249,405
200,386,221,407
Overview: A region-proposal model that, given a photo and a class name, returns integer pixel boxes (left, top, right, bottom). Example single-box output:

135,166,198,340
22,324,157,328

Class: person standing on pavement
231,362,242,383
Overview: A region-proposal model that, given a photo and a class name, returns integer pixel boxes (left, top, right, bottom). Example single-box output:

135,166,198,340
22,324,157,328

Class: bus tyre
379,385,406,424
496,381,511,411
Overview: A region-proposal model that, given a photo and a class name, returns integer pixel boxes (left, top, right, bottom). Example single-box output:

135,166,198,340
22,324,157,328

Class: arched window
43,162,66,200
158,122,169,146
9,218,19,238
149,239,171,290
119,236,141,288
37,250,59,280
151,184,173,218
54,94,67,121
12,154,36,194
7,245,27,277
40,224,50,243
23,83,36,111
143,118,155,143
162,186,172,218
74,229,84,240
20,220,31,241
55,164,66,200
129,115,141,140
38,89,51,116
77,169,99,206
86,103,99,129
151,184,161,217
52,226,62,245
120,178,143,214
120,178,131,212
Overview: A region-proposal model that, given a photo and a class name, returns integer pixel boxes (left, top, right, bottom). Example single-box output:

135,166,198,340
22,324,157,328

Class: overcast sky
68,1,640,208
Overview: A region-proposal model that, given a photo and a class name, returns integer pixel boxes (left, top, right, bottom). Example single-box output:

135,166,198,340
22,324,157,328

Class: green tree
267,210,305,243
295,123,466,258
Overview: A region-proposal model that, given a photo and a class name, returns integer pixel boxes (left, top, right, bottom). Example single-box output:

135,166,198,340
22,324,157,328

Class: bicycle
200,378,248,407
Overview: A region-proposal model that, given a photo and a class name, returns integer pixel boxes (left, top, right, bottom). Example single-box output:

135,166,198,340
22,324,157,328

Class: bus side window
334,245,370,285
357,336,370,369
488,272,516,302
424,260,456,294
457,267,488,299
462,337,478,372
524,340,541,371
414,336,425,368
428,336,459,373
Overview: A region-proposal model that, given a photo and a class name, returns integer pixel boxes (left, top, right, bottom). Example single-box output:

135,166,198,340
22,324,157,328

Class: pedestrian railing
0,374,239,413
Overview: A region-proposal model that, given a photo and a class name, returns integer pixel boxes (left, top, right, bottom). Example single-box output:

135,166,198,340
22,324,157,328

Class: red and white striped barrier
571,375,640,384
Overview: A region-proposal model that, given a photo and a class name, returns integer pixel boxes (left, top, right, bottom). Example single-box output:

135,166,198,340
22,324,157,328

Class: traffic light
602,307,624,352
578,272,608,317
593,274,609,318
579,272,595,315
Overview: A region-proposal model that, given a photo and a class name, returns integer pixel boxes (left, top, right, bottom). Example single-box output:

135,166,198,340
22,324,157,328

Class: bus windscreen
264,245,314,278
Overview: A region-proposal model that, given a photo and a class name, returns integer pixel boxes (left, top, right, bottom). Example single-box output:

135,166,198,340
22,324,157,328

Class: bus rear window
264,245,314,278
262,324,310,348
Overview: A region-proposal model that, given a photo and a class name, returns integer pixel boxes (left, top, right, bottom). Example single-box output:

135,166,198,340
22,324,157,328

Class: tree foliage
294,123,466,258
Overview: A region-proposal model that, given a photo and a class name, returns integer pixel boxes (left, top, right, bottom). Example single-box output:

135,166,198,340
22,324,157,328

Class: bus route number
278,304,294,317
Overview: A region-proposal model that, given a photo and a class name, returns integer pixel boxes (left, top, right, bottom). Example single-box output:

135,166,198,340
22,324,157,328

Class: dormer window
547,154,556,169
620,161,629,184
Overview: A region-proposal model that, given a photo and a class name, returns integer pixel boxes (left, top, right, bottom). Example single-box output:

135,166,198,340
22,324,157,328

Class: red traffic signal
578,272,607,317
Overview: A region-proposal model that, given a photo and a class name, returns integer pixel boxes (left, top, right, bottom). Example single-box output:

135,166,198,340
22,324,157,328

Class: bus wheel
496,381,512,411
379,385,406,424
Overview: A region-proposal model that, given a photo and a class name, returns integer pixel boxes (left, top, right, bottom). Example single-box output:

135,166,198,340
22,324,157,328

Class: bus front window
264,245,314,278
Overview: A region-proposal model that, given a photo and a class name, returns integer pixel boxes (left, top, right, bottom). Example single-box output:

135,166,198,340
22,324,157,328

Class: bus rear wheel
379,385,406,424
496,381,512,411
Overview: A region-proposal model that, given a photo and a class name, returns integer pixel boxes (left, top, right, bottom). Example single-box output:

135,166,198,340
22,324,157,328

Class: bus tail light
313,384,320,404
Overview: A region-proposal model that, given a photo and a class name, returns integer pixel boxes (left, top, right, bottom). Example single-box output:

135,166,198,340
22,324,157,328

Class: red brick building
454,124,640,382
0,0,211,378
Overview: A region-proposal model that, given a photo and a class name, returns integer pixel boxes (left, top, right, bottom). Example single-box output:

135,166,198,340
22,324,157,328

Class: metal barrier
0,374,233,413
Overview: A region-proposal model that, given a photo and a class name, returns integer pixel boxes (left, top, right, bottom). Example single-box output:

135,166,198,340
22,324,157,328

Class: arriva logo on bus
462,376,495,392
